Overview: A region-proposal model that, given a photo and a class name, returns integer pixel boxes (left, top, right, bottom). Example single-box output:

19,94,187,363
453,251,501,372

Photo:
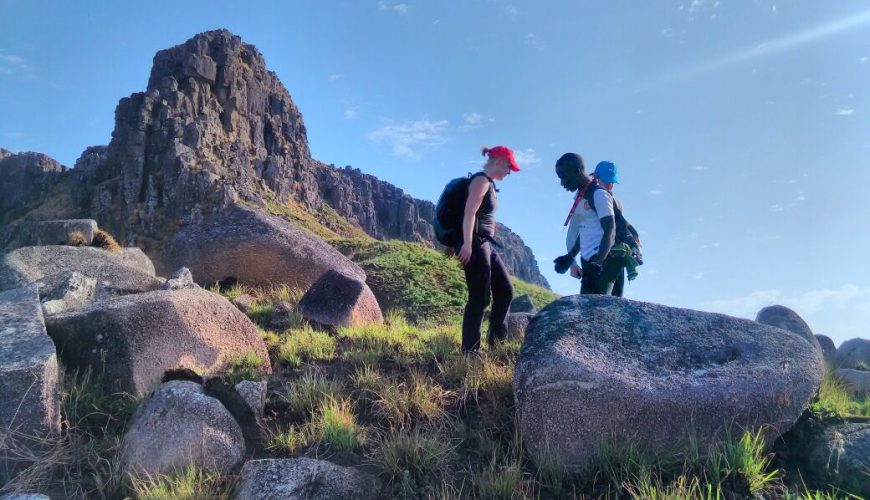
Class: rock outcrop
236,458,382,500
0,286,60,483
513,295,825,472
45,288,271,397
121,380,245,478
0,29,548,288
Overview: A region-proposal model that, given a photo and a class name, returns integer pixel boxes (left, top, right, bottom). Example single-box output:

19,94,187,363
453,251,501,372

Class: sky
1,1,869,347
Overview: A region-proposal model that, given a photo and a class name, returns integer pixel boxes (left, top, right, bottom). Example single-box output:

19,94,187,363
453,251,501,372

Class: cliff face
0,30,549,288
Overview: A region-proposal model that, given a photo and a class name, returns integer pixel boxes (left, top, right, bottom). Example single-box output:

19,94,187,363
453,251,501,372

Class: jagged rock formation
0,30,548,288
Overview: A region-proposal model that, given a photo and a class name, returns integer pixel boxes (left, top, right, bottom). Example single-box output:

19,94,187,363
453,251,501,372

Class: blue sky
2,1,869,346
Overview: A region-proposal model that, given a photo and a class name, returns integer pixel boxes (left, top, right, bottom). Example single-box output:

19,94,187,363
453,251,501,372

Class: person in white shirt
553,153,619,295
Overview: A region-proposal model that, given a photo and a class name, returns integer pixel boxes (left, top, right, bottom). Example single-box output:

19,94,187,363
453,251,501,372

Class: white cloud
367,119,449,159
460,112,495,130
836,107,855,116
700,284,870,319
861,56,868,63
344,106,359,119
771,204,785,212
650,189,663,196
794,192,806,202
328,73,345,81
688,0,705,13
506,5,518,15
524,33,545,51
513,148,540,167
3,132,25,138
772,4,777,14
393,3,409,13
694,165,708,171
0,51,34,78
693,272,704,281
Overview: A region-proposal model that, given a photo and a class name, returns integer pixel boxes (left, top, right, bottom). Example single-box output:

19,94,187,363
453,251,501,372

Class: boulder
815,335,837,368
0,494,51,500
0,246,162,298
162,205,365,290
836,338,870,370
45,288,270,397
160,267,198,290
232,294,255,313
834,369,870,397
235,380,267,420
235,458,382,500
807,423,870,497
117,248,156,277
755,304,816,345
298,270,383,329
507,312,534,340
0,286,60,482
510,294,537,314
121,380,244,478
29,219,97,246
514,295,825,472
39,271,97,316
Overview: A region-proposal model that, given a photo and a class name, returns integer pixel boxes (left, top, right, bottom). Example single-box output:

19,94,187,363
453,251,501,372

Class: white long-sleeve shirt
565,188,615,261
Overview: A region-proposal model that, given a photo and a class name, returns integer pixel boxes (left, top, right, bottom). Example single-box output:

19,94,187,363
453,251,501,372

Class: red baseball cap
486,145,520,172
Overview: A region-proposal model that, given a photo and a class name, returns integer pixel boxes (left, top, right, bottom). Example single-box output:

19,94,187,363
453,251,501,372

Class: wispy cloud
642,8,870,88
328,73,345,82
0,50,35,78
460,112,495,130
694,165,708,171
3,131,26,139
835,107,855,116
700,284,870,319
650,189,663,196
367,119,449,159
344,106,359,119
513,148,540,168
378,0,409,13
524,33,545,51
861,56,868,63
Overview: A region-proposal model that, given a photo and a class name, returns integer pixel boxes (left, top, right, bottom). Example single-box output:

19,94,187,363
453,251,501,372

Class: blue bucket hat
594,161,619,184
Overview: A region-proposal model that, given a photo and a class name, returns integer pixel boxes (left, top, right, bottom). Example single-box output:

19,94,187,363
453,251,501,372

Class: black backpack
584,183,644,264
433,173,490,248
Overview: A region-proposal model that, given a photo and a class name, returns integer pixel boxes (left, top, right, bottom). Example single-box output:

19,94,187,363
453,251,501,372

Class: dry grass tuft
91,228,122,252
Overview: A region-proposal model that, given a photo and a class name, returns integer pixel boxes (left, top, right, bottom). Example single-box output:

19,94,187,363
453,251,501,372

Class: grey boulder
815,334,837,368
29,219,98,246
507,312,534,340
0,286,60,483
755,304,817,345
39,271,97,316
807,423,870,497
235,458,381,500
162,205,365,290
160,267,198,290
45,288,270,397
836,338,870,370
834,368,870,397
298,270,383,329
117,247,157,277
510,294,537,314
121,381,244,478
514,295,825,472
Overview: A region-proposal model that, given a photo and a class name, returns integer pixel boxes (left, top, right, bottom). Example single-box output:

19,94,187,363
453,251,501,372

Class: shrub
67,230,88,246
91,228,122,252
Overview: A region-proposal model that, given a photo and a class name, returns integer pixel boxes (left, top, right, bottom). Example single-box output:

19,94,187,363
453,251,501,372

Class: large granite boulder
510,294,537,314
834,369,870,397
236,458,382,500
298,270,382,328
807,423,870,497
45,288,270,397
514,295,825,472
815,334,837,368
755,304,817,345
121,381,244,478
25,219,97,247
38,271,97,317
836,338,870,370
162,205,365,290
0,286,60,483
117,248,156,277
0,246,161,298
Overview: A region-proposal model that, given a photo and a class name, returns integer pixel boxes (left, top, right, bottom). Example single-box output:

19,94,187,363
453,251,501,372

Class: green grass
279,370,345,417
277,326,336,368
373,427,452,481
314,397,366,452
510,277,560,310
224,352,267,385
374,371,450,427
266,197,372,241
266,424,310,455
811,371,868,419
707,428,779,495
126,464,231,500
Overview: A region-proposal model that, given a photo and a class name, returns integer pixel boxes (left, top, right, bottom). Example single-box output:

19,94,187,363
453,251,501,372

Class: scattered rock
268,300,296,330
807,423,870,497
45,288,270,397
755,304,817,345
39,271,97,316
232,294,255,313
510,294,537,314
160,267,198,290
235,379,267,420
834,369,870,397
514,295,825,472
121,380,244,478
0,246,162,298
836,338,870,370
815,334,837,368
298,270,383,329
0,286,60,483
507,312,534,340
235,458,382,500
162,205,365,290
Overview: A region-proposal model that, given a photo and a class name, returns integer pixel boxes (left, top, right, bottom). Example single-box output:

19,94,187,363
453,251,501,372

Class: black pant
462,239,514,351
580,256,622,295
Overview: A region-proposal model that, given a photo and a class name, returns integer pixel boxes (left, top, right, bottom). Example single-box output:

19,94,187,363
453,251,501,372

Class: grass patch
476,459,525,500
277,326,336,368
127,464,231,500
67,230,88,246
812,371,869,419
279,371,345,417
224,352,267,385
374,371,450,426
266,424,310,455
314,397,366,452
91,228,122,252
707,428,779,495
266,197,371,241
374,427,452,482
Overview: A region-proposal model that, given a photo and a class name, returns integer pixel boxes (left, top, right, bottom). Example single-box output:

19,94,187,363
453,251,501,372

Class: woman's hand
458,242,473,265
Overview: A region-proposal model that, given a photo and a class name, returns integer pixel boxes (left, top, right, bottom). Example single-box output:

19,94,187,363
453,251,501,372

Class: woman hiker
456,146,520,354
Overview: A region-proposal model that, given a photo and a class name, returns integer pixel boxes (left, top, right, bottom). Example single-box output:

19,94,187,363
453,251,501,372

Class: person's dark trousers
611,268,625,297
580,257,620,295
461,239,514,352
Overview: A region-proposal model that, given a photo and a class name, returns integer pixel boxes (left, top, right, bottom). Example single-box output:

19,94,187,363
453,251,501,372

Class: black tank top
470,172,497,238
